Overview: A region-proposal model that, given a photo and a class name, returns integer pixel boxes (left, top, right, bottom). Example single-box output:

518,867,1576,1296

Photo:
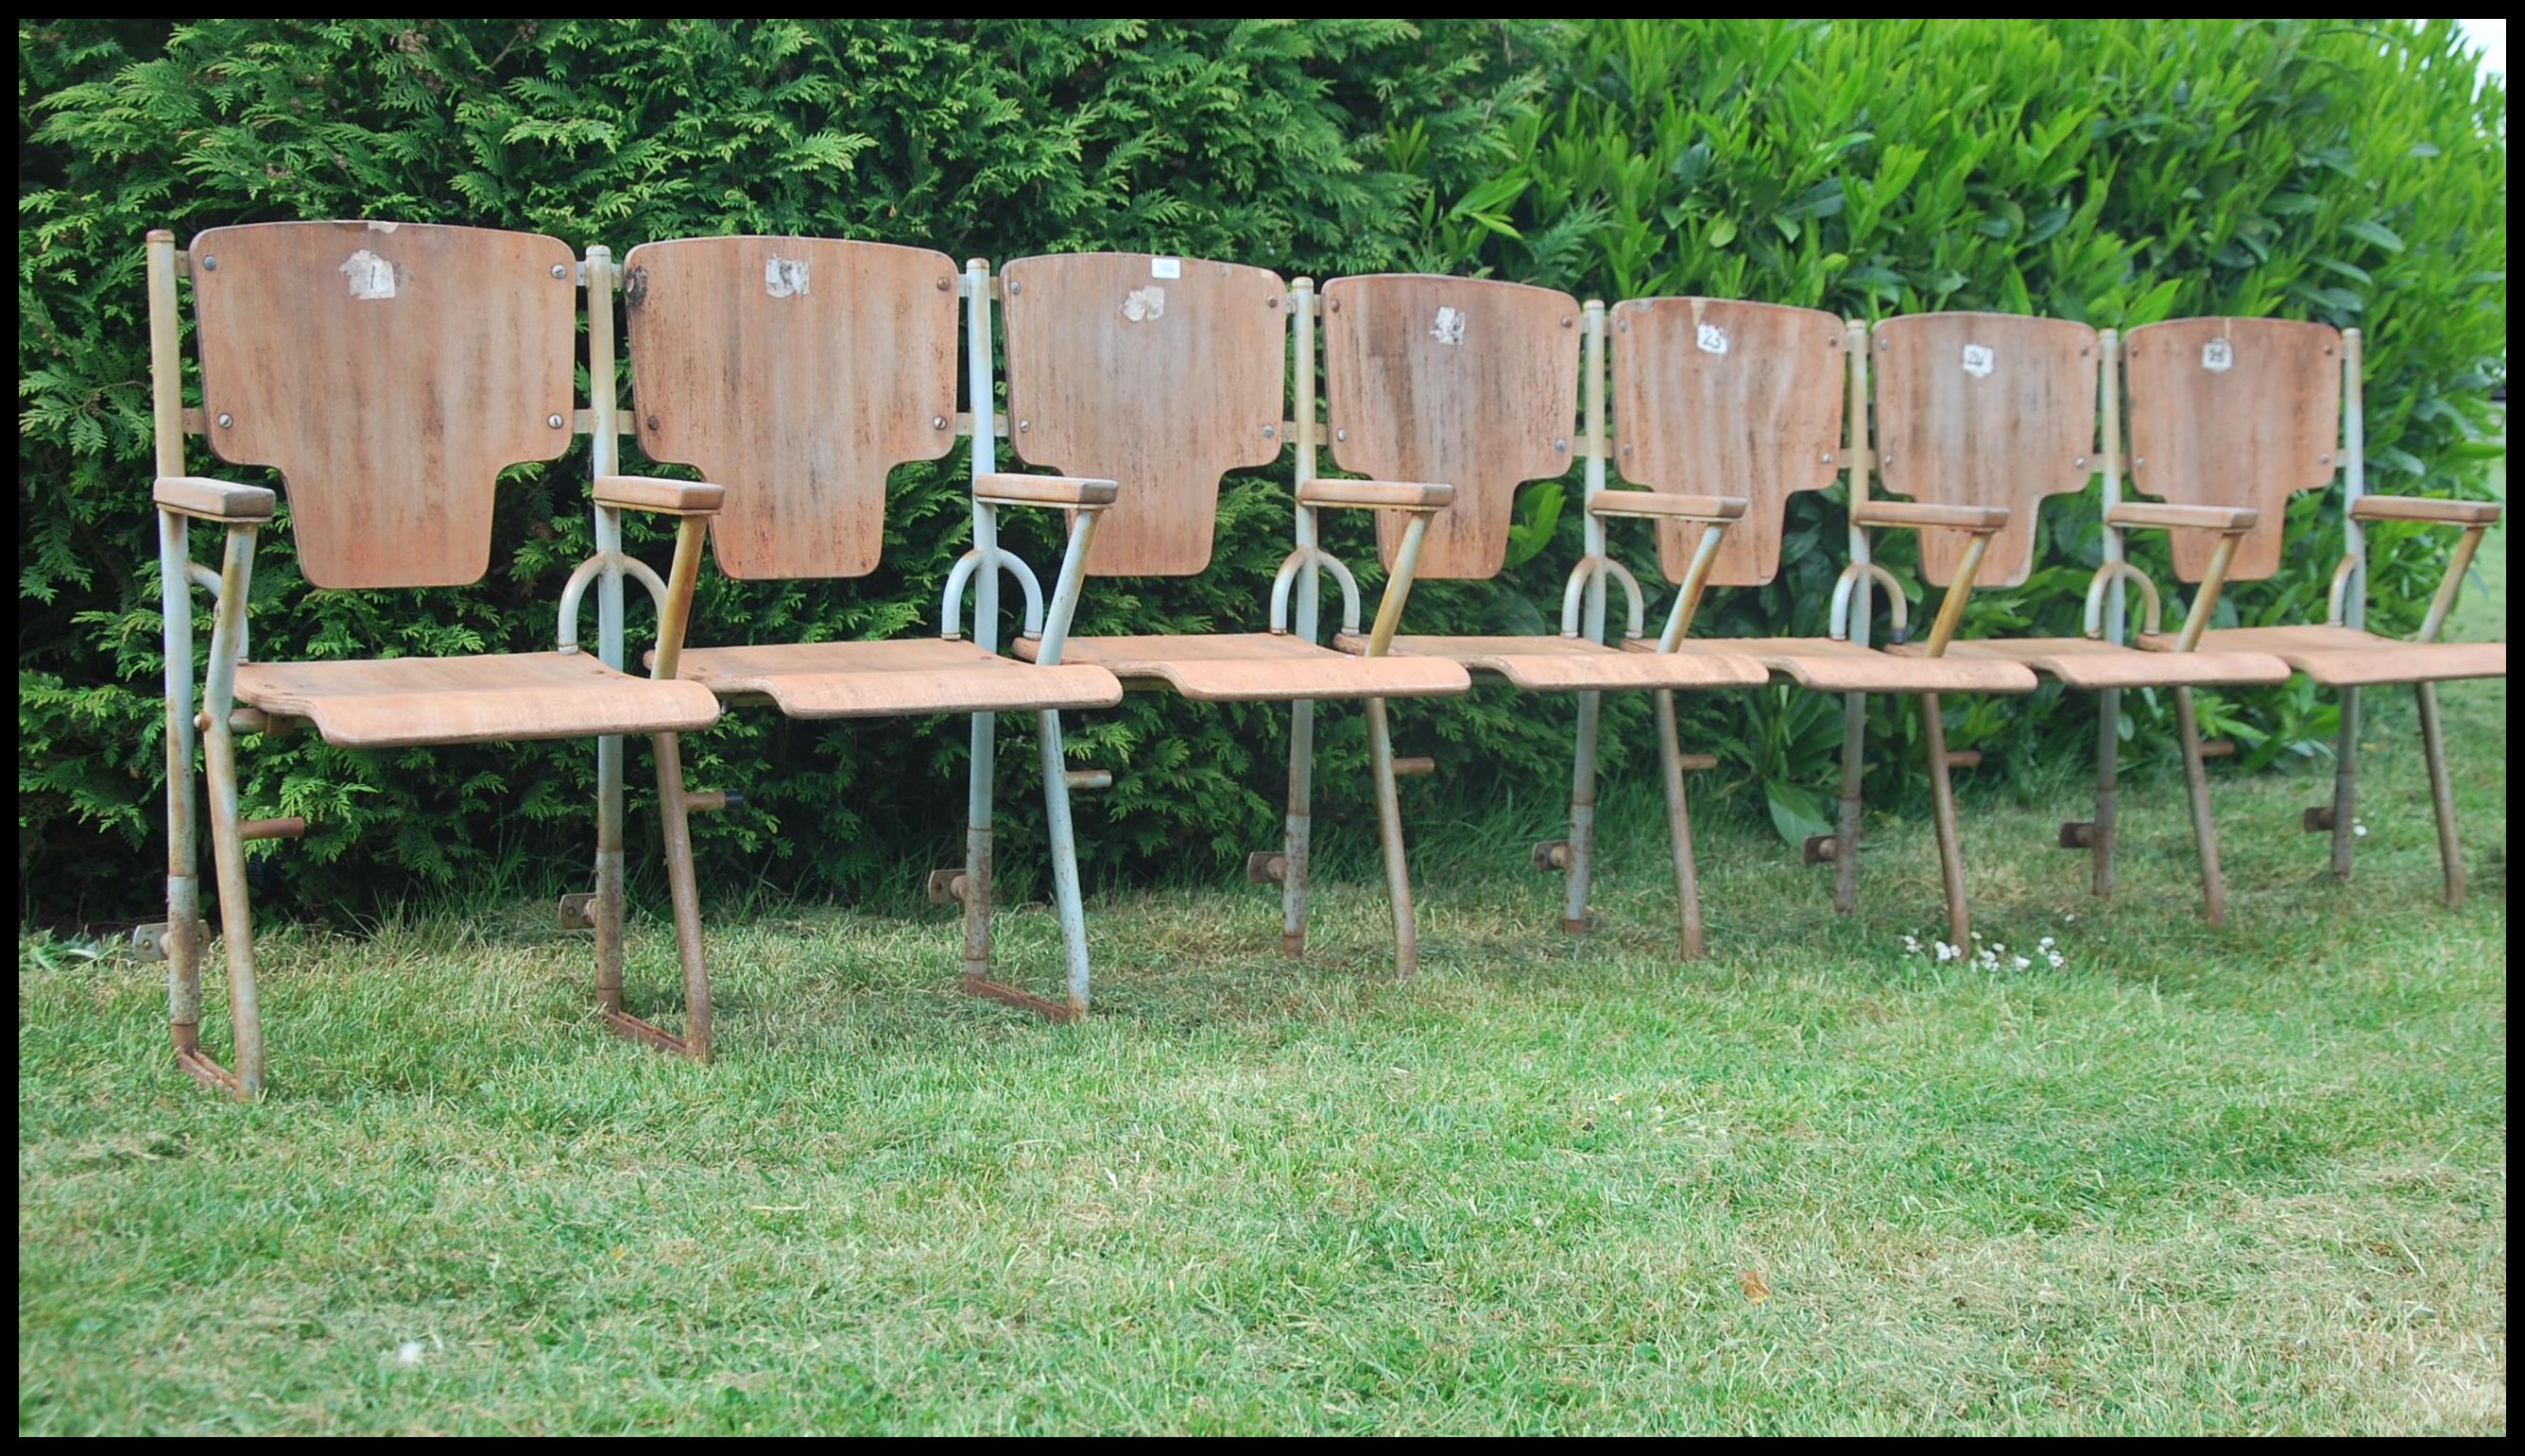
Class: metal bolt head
1005,280,1021,295
2320,453,2332,464
1560,316,1573,328
1878,336,1890,350
1267,295,1281,309
551,263,569,279
936,277,953,291
1554,437,1569,453
1621,443,1633,455
2134,456,2145,470
647,415,662,432
200,255,217,271
1334,428,1347,441
1821,452,1835,463
1328,299,1341,313
216,412,233,429
1262,424,1277,438
1617,318,1629,333
933,415,948,431
1018,420,1029,433
2074,454,2088,468
548,414,565,429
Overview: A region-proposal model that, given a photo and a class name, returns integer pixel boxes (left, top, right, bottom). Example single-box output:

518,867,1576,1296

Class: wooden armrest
593,475,725,515
1297,478,1454,511
1587,490,1747,522
1852,500,2009,532
2107,501,2259,534
2349,495,2501,527
155,475,276,522
974,472,1121,508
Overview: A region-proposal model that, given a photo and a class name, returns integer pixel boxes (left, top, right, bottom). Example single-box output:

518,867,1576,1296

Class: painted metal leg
2328,686,2360,882
1281,698,1314,959
1918,692,1969,947
2414,682,2465,909
1562,690,1603,935
1653,689,1705,960
602,731,712,1059
2091,687,2121,899
2173,687,2227,927
963,711,1091,1022
1366,697,1418,979
199,720,266,1099
1831,692,1867,914
593,732,627,1020
958,710,998,1002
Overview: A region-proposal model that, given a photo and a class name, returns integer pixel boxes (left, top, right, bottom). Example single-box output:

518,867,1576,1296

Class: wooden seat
1623,636,2039,694
672,640,1122,718
1022,633,1469,703
1339,633,1767,692
1889,637,2292,689
235,652,721,750
2139,625,2505,687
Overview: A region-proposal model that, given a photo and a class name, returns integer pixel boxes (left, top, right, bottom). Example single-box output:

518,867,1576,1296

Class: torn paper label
1695,322,1730,356
1431,306,1467,346
764,257,810,298
2201,338,2233,372
340,249,397,300
1122,285,1166,323
1150,256,1181,279
1961,342,1995,378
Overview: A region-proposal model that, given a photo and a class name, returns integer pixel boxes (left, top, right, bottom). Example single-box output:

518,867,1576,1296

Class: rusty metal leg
602,731,711,1059
2091,687,2121,899
593,732,627,1020
2173,687,2227,927
2328,686,2360,882
958,709,999,1001
1281,698,1314,959
1366,696,1418,979
1562,690,1603,935
1653,689,1706,960
1918,692,1969,947
199,719,265,1098
1831,691,1866,914
2414,682,2464,909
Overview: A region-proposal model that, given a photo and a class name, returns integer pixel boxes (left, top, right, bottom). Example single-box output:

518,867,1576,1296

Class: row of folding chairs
142,223,2503,1097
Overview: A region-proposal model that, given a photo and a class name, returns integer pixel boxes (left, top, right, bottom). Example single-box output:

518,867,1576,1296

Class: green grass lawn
19,516,2506,1434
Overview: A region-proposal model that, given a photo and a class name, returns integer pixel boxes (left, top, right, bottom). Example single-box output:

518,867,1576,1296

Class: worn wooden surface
1609,299,1847,588
1889,637,2292,689
674,640,1121,718
2347,495,2500,526
1322,274,1580,580
1026,633,1469,702
1873,312,2099,589
2125,317,2341,584
190,221,576,590
1337,633,1768,692
625,236,962,580
235,652,719,748
1622,636,2040,694
1000,252,1288,576
2144,625,2504,687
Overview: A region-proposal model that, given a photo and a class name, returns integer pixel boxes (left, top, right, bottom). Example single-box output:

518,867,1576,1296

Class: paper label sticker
1122,285,1166,323
1961,342,1995,378
340,249,397,300
764,257,810,298
1696,322,1730,356
1150,256,1181,279
1431,306,1467,346
2201,338,2233,372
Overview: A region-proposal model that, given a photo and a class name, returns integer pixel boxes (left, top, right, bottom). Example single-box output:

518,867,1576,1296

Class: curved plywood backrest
1000,252,1287,577
1609,298,1847,588
624,236,961,580
2124,317,2342,584
1871,312,2099,589
190,221,575,590
1321,274,1581,580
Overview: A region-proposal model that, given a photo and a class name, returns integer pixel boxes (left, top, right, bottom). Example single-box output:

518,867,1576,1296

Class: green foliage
1457,17,2507,835
16,19,2507,920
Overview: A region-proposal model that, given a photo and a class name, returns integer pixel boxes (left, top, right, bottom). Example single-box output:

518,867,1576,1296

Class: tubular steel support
1367,512,1434,979
1653,689,1706,958
1834,317,1874,915
1283,278,1323,960
2173,687,2227,927
198,522,267,1097
1562,300,1612,936
2415,683,2464,908
2332,328,2368,884
608,513,714,1059
582,245,633,1033
2091,329,2127,900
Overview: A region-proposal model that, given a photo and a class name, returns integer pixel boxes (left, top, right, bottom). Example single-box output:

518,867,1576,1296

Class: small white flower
2065,913,2077,922
2354,824,2369,838
2038,936,2054,949
2013,956,2031,970
394,1341,426,1368
1970,932,1984,941
2046,952,2066,968
1935,941,1959,962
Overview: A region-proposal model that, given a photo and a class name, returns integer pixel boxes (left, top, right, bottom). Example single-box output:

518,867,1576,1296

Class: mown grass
19,512,2505,1435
